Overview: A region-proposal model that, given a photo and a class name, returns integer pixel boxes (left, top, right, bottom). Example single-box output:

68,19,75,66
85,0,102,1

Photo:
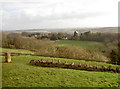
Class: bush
2,32,55,51
55,46,90,59
37,45,108,62
107,41,120,65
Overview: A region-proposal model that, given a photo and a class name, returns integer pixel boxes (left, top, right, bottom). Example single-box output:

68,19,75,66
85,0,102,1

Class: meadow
2,56,119,87
56,40,107,51
1,40,119,87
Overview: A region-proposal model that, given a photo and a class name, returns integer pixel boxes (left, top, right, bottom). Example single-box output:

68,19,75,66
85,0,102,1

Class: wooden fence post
5,52,11,63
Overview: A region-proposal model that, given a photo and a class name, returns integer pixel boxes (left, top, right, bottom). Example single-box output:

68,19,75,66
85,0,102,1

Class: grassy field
1,44,119,87
0,48,35,54
56,40,107,51
2,56,119,87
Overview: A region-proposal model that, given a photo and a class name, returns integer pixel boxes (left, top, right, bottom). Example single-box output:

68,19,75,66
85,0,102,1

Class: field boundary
30,59,120,73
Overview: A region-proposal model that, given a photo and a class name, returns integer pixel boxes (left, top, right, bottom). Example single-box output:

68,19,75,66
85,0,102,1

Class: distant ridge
5,27,118,34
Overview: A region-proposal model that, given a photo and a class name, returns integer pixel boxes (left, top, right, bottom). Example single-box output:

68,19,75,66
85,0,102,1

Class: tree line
21,31,118,43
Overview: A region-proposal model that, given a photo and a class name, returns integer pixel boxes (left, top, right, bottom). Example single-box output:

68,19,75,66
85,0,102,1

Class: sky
0,0,119,30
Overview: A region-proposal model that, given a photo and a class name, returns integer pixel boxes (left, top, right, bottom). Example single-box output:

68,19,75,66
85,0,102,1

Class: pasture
56,40,107,51
2,55,119,87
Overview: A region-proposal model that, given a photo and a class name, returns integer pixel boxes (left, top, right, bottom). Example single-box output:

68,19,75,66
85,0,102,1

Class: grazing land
2,56,119,87
56,40,107,51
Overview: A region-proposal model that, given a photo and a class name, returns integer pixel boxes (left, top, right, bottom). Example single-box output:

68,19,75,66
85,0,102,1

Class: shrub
109,49,120,65
55,46,90,60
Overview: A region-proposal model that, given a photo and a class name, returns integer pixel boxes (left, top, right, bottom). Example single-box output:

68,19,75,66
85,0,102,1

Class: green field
2,56,119,87
0,48,35,54
1,43,119,87
56,40,107,51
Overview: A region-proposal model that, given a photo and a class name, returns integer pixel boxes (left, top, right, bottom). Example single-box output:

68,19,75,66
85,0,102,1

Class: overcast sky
0,0,119,30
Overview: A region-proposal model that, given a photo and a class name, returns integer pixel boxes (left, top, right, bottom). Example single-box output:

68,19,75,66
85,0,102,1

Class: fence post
5,52,11,63
58,59,60,63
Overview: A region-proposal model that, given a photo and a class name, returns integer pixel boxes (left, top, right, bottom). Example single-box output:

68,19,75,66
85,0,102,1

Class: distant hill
74,27,118,34
5,27,118,34
5,29,51,33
